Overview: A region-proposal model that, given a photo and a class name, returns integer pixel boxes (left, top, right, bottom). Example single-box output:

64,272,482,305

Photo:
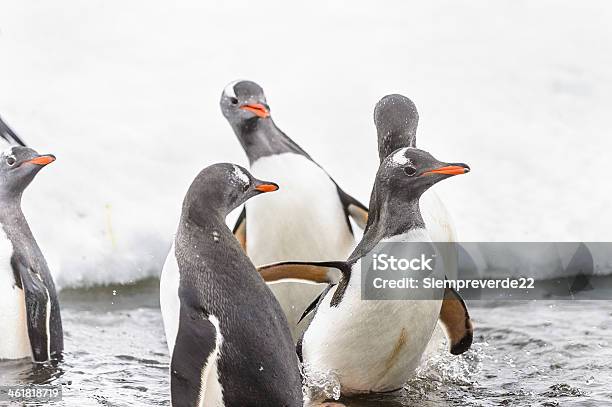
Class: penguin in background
259,147,473,396
373,94,474,346
222,84,470,344
373,94,460,277
0,116,27,147
220,80,368,339
160,163,303,407
0,146,63,362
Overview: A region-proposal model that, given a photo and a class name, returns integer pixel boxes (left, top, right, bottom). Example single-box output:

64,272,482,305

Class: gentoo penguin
374,94,459,277
0,116,27,147
373,94,473,350
160,163,302,407
0,146,62,362
220,80,368,339
259,147,473,395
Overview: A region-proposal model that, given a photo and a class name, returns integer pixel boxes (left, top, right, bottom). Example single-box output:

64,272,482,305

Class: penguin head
0,146,55,198
374,94,419,162
183,163,278,220
220,80,271,126
377,147,469,200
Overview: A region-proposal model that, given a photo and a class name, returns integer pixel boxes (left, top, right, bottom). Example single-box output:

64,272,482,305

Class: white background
1,1,611,287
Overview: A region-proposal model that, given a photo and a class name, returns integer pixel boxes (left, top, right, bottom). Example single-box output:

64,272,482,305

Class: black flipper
171,304,218,407
257,260,352,307
336,185,369,231
0,116,27,146
11,256,50,362
232,206,247,250
298,284,335,324
439,286,473,355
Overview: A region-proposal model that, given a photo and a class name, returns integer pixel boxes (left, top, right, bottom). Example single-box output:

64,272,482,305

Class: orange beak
240,103,270,118
422,165,469,176
255,183,279,193
25,155,56,166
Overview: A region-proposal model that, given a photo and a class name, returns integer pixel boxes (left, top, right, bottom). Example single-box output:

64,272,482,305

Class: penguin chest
0,229,31,360
420,191,458,278
302,272,442,394
420,190,456,243
247,153,355,265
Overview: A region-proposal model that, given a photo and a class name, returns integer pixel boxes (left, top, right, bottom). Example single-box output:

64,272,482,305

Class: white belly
303,278,441,393
421,190,458,279
247,153,356,338
0,229,31,360
421,190,456,243
303,232,442,394
160,242,180,355
248,153,355,265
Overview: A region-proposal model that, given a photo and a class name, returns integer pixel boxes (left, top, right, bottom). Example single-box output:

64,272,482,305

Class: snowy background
1,1,611,288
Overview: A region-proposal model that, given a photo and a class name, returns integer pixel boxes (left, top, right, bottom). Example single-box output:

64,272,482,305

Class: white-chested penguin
160,163,303,406
373,94,472,351
220,80,368,339
259,148,473,396
0,146,62,362
374,94,459,277
0,116,27,147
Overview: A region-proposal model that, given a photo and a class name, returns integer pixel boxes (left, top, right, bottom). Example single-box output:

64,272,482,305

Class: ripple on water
2,286,611,406
540,383,586,398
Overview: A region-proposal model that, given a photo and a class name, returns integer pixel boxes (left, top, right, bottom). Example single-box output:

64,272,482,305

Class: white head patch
223,80,244,99
1,147,15,158
391,148,410,166
232,165,250,185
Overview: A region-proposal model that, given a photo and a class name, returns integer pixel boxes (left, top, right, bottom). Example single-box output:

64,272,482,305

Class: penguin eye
6,156,16,166
230,97,239,105
242,183,250,192
404,166,417,176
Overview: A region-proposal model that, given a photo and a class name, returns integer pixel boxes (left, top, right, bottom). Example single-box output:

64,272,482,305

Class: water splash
301,363,342,403
412,340,488,385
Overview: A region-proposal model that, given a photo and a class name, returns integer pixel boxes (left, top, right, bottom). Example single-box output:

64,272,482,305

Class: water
1,279,610,406
339,300,612,406
0,280,169,407
0,1,610,404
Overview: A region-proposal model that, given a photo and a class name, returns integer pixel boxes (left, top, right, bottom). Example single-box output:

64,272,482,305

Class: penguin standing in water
0,116,27,147
160,163,302,407
260,148,473,396
373,94,474,350
0,146,62,362
220,80,368,338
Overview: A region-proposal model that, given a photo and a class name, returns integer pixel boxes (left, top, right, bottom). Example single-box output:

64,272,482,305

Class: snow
0,1,611,288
